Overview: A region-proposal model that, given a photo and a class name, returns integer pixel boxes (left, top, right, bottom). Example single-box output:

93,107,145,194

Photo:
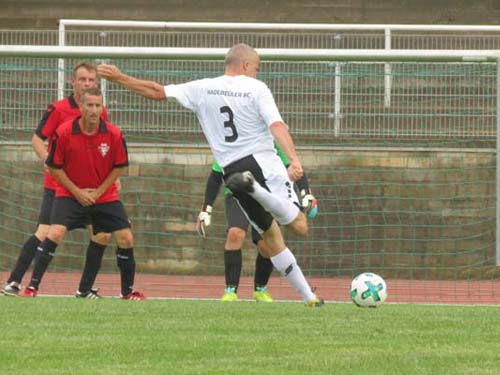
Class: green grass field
0,297,498,375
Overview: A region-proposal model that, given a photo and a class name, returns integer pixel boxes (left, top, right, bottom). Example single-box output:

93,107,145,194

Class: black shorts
223,155,274,233
37,188,55,225
225,195,262,245
225,194,249,230
50,197,131,234
38,188,87,230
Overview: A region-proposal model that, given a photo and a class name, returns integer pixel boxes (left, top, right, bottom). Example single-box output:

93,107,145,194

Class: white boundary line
4,294,499,307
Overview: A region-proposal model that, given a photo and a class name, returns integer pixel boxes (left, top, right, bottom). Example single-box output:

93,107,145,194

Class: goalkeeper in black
197,144,318,302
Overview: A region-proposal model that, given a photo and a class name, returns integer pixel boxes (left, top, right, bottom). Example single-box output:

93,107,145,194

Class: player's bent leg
226,172,321,305
227,171,300,226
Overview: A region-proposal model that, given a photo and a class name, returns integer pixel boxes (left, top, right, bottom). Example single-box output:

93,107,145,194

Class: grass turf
0,297,498,375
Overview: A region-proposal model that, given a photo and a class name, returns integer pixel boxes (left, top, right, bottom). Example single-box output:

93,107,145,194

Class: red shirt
46,117,128,204
35,94,109,189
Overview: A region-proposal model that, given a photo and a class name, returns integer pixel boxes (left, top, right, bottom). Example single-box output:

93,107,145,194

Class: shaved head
224,43,260,78
225,43,258,67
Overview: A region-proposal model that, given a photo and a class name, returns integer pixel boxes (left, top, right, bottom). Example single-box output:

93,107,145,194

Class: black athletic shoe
75,288,102,299
226,171,255,193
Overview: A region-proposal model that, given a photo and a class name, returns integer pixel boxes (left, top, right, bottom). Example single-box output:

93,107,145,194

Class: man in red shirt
23,87,145,300
2,62,113,298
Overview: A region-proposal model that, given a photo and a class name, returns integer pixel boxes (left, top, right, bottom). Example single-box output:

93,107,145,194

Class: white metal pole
384,28,392,108
496,58,500,266
101,75,107,107
56,19,500,32
0,46,498,62
334,63,342,137
57,21,65,100
98,58,109,107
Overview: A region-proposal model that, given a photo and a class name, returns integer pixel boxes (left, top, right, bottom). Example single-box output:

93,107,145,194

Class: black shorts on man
38,188,88,230
224,194,263,245
50,197,131,234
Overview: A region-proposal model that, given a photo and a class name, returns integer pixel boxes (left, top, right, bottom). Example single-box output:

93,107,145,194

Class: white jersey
164,75,283,168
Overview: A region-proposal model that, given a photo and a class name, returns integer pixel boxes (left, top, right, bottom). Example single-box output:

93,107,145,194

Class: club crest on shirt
98,143,110,157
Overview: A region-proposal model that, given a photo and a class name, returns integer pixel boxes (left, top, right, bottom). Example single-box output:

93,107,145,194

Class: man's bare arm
32,134,48,162
98,64,166,100
270,121,303,181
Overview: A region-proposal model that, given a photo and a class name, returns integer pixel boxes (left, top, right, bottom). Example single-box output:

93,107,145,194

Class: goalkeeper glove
301,189,318,219
196,205,212,238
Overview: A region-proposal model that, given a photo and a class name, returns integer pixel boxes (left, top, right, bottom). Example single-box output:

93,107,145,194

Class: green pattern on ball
361,281,383,302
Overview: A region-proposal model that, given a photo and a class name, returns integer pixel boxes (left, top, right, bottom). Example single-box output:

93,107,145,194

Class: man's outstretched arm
98,64,166,100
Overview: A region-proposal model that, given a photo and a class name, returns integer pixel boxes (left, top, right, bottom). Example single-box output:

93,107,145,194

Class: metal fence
1,22,500,143
6,22,500,49
0,48,497,146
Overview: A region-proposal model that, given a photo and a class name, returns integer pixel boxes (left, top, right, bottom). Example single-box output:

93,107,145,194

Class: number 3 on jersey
220,106,238,142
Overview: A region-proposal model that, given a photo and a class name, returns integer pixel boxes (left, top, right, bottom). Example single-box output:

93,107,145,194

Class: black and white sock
28,238,58,290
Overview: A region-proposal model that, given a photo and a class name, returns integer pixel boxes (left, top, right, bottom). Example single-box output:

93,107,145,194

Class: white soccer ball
350,272,387,307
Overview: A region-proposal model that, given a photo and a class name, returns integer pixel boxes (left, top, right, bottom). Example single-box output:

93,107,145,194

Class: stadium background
3,0,500,28
1,1,500,303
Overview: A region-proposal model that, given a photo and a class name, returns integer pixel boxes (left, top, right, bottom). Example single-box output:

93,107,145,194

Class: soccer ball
350,272,387,307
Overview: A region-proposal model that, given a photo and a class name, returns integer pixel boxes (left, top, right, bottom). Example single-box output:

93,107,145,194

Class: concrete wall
2,0,500,29
0,144,497,279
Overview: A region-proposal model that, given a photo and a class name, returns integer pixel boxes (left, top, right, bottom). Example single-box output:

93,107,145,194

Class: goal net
0,46,499,303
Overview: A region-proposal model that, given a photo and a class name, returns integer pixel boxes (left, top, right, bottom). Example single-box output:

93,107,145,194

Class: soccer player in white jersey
98,43,324,306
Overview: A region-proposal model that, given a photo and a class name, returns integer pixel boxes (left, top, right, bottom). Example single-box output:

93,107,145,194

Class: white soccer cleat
2,281,21,296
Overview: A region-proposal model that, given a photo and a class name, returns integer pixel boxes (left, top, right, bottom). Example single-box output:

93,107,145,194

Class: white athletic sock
271,248,316,302
249,181,299,225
